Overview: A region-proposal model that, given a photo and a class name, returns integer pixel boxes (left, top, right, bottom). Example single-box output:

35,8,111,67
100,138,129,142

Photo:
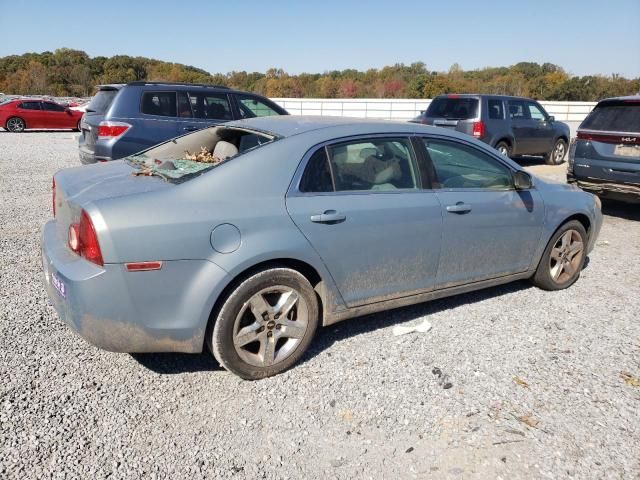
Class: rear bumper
567,173,640,201
41,220,230,353
79,145,111,164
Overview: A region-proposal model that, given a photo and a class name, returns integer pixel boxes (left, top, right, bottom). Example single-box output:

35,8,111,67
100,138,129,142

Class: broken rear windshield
126,126,276,182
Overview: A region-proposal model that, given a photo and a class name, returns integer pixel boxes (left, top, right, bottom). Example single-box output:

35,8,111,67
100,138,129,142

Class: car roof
596,95,640,103
433,93,537,101
225,115,470,140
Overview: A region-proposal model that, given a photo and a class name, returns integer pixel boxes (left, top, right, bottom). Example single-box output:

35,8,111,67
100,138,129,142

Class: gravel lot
1,132,639,479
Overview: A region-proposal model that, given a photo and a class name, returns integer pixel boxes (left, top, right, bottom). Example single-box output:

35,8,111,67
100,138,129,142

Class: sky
1,0,639,78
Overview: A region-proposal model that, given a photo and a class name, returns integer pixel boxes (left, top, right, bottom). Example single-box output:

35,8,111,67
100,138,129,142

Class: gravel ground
1,132,639,479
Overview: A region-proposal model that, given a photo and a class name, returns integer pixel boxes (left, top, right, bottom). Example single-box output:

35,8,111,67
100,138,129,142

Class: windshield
581,101,640,133
87,89,119,114
426,97,479,120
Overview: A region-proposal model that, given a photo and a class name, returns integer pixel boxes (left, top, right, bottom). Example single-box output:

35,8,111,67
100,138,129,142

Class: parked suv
568,96,640,202
412,94,570,165
78,82,288,164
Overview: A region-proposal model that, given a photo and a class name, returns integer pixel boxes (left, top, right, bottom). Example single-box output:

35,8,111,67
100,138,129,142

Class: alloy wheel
549,229,584,283
233,286,309,367
553,142,565,163
7,118,25,132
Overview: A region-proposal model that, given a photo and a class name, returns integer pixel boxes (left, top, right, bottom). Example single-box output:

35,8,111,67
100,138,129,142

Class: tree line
1,48,638,101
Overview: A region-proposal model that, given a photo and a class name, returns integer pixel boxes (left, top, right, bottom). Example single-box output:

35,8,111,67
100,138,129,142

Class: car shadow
132,279,537,375
302,279,534,363
512,155,554,167
601,199,640,221
131,351,223,374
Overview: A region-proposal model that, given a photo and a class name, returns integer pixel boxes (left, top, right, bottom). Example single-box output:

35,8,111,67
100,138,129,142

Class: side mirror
513,170,533,190
547,115,555,122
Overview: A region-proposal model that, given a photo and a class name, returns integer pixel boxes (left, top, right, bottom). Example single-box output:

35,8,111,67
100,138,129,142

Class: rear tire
210,267,319,380
545,139,567,165
531,220,587,291
6,117,25,132
495,141,512,158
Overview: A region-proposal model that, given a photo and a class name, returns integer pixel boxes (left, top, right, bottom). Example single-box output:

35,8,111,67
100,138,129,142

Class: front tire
531,220,587,291
6,117,25,132
210,267,319,380
545,139,567,165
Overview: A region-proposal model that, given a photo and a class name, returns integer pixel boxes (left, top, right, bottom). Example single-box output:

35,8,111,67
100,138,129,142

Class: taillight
577,131,640,145
68,210,103,266
472,121,485,138
97,121,131,139
52,177,56,217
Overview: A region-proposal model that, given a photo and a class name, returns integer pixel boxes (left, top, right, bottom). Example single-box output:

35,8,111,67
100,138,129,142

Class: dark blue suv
568,96,640,203
78,82,288,164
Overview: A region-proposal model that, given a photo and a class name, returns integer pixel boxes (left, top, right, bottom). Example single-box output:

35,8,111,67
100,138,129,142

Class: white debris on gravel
392,319,432,336
1,132,639,479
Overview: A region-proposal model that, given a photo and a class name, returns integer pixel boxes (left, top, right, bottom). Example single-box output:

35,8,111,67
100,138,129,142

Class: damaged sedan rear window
126,126,276,182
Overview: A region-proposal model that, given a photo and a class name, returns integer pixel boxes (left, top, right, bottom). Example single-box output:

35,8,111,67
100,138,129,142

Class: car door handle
446,202,472,214
182,126,199,132
310,210,346,224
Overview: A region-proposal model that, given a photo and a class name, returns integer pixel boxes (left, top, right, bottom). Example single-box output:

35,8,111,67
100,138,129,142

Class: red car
0,99,84,132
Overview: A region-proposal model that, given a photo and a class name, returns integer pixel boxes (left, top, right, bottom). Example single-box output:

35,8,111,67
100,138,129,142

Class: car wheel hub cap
549,229,584,283
233,286,309,367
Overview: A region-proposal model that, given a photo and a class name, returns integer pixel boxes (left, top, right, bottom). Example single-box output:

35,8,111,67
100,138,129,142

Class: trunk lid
53,160,172,239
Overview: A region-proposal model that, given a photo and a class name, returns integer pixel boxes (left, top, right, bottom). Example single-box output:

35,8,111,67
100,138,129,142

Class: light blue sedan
42,116,602,379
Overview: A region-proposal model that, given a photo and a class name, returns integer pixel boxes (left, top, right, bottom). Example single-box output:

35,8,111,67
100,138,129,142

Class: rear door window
18,101,41,110
236,94,281,118
188,92,232,120
141,92,177,117
42,102,66,112
426,97,479,119
326,138,419,191
581,101,640,133
487,99,504,119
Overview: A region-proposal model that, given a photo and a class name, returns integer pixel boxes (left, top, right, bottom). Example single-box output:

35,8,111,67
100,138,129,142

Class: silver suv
412,94,571,165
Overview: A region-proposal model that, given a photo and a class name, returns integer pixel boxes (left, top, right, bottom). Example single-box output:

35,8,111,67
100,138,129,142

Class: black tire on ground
495,140,512,158
75,120,81,132
6,117,25,133
210,267,319,380
545,138,567,165
531,220,587,291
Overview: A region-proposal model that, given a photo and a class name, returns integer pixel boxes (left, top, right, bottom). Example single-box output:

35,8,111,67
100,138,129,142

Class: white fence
272,98,597,123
